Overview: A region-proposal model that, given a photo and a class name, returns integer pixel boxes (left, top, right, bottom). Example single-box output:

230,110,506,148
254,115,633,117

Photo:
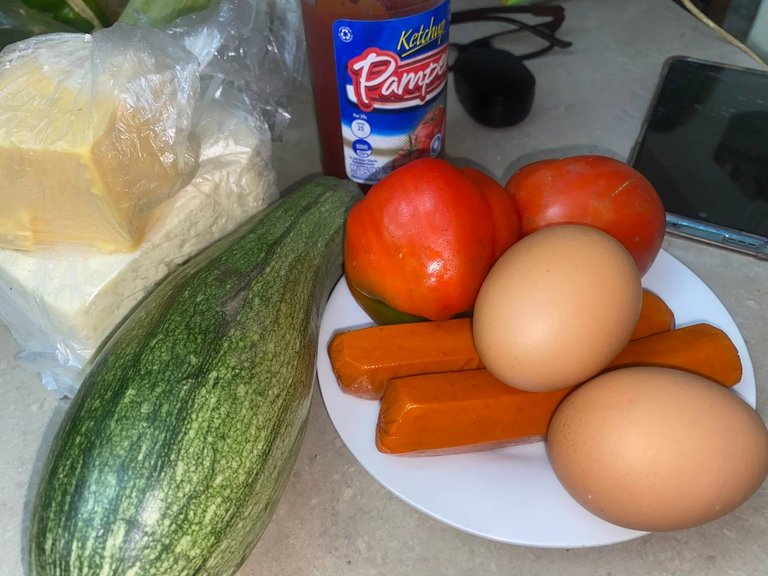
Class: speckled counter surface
3,1,767,575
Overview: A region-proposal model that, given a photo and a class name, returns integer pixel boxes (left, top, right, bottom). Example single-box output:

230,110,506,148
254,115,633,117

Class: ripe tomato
345,158,506,323
460,167,521,260
505,155,666,275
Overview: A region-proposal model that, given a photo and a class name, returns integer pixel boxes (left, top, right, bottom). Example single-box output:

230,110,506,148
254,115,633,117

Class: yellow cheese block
0,29,199,252
0,98,278,397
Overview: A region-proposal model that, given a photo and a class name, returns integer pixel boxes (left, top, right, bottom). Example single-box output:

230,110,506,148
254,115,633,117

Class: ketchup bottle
300,0,450,187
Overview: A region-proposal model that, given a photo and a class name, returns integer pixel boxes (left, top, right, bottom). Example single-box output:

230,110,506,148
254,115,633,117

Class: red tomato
345,158,497,322
505,155,666,275
460,167,522,260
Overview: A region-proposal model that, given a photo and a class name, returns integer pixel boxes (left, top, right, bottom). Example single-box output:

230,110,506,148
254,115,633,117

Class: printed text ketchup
301,0,450,186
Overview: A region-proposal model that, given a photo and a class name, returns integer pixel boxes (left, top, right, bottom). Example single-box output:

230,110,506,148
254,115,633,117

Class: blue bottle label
333,2,450,184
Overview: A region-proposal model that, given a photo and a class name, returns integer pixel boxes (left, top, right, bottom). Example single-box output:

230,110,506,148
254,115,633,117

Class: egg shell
547,366,768,532
472,224,642,392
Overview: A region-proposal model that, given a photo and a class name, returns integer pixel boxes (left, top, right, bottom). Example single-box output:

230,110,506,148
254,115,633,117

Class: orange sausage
376,323,741,455
330,288,675,399
632,289,675,339
329,317,480,399
377,369,573,455
607,322,742,386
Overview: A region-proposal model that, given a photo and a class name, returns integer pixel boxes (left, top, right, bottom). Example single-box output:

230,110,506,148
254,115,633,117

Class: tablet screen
631,57,768,238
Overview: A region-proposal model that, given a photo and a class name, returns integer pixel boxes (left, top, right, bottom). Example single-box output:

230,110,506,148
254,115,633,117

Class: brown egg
472,224,642,392
547,367,768,532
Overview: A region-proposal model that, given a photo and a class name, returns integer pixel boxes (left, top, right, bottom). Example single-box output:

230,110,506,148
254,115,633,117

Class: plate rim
315,249,757,548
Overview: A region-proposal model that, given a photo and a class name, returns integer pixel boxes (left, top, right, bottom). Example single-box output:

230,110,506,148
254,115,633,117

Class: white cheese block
0,27,199,252
0,100,278,397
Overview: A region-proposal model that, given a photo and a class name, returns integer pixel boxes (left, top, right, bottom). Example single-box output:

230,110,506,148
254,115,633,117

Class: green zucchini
29,176,362,575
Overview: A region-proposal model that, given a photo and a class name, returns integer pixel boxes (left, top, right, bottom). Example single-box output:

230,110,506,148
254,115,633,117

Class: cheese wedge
0,28,199,251
0,99,277,397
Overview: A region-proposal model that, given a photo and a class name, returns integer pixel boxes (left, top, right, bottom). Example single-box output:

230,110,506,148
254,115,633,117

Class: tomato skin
347,282,426,325
344,158,498,322
505,155,666,275
461,167,521,260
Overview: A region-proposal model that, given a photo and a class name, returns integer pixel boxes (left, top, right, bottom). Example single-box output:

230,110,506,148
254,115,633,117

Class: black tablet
629,56,768,258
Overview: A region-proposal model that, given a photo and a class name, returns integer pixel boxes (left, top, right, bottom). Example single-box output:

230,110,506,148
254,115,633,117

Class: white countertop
3,1,768,575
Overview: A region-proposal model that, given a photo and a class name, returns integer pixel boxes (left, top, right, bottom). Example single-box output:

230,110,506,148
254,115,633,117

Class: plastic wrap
0,0,80,50
119,0,211,27
0,96,277,398
15,0,112,32
161,0,307,138
0,1,306,395
0,25,200,252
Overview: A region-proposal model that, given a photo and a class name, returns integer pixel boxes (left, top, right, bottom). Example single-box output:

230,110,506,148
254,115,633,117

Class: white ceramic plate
315,250,756,548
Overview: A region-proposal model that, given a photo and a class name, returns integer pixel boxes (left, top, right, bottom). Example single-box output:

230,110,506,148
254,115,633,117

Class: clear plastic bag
119,0,306,137
0,0,80,50
0,1,306,396
0,24,200,253
0,95,278,398
161,0,307,138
